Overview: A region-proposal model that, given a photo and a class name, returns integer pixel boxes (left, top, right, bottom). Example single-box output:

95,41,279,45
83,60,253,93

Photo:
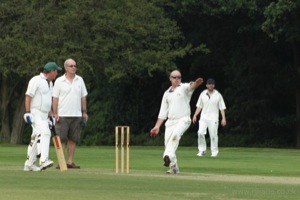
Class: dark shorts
55,117,82,143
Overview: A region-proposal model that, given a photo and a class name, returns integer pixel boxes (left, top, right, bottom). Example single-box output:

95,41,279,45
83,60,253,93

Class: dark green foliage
0,0,198,144
1,0,300,148
160,0,298,147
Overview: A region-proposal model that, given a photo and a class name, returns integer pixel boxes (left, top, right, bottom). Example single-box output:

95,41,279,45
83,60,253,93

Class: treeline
0,0,299,148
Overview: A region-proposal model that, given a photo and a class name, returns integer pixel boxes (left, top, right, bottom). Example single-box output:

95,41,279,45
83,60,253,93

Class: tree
76,0,203,144
0,0,34,143
0,0,201,144
158,0,297,147
262,0,300,147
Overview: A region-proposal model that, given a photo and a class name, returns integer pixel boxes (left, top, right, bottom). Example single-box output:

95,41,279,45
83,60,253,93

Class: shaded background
0,0,299,148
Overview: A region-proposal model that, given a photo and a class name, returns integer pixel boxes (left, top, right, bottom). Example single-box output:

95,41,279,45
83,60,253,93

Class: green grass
0,145,300,200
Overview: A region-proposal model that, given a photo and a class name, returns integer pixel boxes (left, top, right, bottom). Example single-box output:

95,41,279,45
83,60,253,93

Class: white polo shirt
196,89,226,121
25,73,52,113
52,74,88,117
158,83,194,120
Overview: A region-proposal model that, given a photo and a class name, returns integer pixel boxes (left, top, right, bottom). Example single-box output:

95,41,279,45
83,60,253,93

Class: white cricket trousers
163,116,191,166
198,118,219,156
31,109,51,165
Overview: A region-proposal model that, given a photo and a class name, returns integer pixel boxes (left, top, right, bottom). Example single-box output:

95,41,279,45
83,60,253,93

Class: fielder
23,62,62,171
192,78,226,157
150,70,203,174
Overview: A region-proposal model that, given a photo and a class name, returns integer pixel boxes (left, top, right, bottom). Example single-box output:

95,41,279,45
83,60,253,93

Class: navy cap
206,78,215,84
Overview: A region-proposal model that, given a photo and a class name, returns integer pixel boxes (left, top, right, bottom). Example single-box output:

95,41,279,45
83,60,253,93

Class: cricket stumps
115,126,130,174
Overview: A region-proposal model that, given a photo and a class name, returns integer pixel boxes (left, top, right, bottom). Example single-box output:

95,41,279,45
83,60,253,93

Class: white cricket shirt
52,74,88,117
25,73,53,113
158,83,194,120
196,89,226,121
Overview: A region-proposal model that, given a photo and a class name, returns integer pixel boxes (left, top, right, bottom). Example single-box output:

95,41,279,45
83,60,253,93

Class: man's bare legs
61,139,79,168
67,140,76,164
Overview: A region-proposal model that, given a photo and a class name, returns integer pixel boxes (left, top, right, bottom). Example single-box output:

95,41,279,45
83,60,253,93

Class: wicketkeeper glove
23,113,33,125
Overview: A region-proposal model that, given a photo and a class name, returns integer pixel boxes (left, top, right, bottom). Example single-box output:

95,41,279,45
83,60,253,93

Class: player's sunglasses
68,65,76,68
171,76,181,80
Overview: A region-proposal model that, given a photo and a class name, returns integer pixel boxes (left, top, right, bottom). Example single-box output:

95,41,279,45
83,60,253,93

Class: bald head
64,58,76,67
170,70,181,78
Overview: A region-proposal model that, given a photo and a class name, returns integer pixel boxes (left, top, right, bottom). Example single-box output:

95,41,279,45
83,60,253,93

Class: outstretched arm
190,78,204,90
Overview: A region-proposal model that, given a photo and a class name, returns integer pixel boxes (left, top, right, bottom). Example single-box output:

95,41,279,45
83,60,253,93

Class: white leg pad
39,133,51,165
25,133,40,166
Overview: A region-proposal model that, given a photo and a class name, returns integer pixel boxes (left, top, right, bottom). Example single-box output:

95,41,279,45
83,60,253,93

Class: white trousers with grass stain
163,116,191,166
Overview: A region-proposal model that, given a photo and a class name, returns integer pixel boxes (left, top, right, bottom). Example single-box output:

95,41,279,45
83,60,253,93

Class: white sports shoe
166,164,179,174
211,153,218,157
24,164,41,172
196,151,206,157
40,159,54,170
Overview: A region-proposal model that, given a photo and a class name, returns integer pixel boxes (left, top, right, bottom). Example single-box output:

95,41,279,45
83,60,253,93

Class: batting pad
25,133,41,166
